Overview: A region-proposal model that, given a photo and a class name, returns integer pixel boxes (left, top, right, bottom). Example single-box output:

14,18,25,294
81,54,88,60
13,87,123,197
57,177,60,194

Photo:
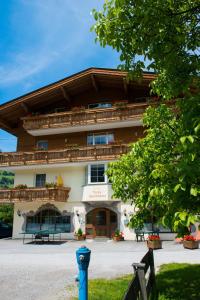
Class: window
35,174,46,187
87,133,114,145
88,164,106,183
88,103,112,109
26,209,71,232
37,140,48,150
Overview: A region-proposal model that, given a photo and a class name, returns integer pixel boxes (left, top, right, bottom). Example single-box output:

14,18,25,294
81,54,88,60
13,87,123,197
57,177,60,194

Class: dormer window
88,103,112,109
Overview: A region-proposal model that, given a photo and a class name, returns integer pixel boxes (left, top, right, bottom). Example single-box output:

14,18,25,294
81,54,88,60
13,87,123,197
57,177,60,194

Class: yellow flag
57,175,63,187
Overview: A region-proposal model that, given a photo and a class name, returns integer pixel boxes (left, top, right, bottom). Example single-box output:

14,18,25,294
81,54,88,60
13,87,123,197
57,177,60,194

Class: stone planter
74,235,86,241
113,236,124,242
147,240,162,250
183,240,199,250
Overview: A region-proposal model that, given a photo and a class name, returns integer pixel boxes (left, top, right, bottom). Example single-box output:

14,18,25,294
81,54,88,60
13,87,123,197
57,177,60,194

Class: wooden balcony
0,187,70,204
0,144,130,168
22,103,147,135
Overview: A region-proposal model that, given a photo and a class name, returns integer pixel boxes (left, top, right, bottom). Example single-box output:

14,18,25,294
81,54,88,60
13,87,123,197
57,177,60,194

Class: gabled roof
0,67,156,135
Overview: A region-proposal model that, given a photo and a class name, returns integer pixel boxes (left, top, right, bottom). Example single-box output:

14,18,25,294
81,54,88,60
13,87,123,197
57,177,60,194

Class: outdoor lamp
123,209,127,217
17,209,21,217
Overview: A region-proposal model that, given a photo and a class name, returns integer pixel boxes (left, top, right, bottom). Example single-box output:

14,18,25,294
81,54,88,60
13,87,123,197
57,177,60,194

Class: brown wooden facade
0,68,156,136
0,143,130,167
22,102,147,132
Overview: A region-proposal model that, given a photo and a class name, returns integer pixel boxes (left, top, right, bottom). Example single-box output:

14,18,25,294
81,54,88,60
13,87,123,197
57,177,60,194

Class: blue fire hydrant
76,245,91,300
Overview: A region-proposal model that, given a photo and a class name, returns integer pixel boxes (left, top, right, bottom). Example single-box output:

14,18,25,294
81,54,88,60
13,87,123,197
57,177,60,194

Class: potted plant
147,235,162,250
71,106,85,113
112,229,124,241
45,182,57,188
15,184,28,189
183,235,199,250
74,228,86,241
114,101,128,110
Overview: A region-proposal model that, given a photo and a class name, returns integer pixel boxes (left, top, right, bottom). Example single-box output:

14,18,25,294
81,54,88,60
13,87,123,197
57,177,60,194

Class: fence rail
0,187,70,203
0,144,130,167
22,103,147,131
123,249,157,300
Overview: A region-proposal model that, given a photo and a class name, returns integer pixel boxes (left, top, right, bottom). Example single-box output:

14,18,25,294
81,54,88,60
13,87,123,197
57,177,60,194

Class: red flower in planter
148,235,160,241
183,235,196,241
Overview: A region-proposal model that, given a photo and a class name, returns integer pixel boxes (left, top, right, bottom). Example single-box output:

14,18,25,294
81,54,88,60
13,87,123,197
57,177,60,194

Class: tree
92,0,200,98
107,99,200,235
92,0,200,234
0,204,14,225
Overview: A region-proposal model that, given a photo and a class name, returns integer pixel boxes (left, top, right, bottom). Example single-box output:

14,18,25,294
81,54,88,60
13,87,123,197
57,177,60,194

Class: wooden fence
123,249,158,300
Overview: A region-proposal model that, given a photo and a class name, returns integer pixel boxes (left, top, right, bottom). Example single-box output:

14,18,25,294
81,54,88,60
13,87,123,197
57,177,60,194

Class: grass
73,263,200,300
156,263,200,300
73,274,132,300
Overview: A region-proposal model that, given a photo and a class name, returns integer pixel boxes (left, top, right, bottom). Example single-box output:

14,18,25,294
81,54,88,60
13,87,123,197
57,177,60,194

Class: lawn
156,263,200,300
73,263,200,300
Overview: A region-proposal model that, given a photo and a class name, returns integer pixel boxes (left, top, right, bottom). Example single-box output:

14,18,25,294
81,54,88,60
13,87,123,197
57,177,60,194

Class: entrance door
86,208,117,238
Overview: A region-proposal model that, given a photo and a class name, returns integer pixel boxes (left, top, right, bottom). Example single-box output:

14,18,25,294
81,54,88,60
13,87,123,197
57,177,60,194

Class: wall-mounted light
17,210,21,217
123,209,127,217
75,210,80,217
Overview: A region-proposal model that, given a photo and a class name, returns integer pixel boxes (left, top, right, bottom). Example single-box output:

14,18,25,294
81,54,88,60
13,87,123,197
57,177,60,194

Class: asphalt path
0,239,199,300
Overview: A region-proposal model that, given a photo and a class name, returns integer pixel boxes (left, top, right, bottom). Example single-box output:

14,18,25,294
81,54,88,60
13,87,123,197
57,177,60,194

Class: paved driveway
0,239,199,300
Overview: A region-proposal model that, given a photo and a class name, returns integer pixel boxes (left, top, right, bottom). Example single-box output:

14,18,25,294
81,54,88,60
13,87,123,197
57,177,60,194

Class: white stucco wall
12,167,176,241
13,201,86,239
14,166,85,202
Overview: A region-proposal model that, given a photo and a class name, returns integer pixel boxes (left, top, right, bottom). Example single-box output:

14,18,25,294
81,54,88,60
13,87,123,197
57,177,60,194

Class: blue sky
0,0,120,151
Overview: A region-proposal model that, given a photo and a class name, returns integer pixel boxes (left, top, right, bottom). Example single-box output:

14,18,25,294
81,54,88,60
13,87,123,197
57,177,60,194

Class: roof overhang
0,67,156,136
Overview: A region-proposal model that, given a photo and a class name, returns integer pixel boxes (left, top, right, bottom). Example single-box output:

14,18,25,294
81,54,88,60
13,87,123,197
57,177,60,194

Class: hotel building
0,68,166,240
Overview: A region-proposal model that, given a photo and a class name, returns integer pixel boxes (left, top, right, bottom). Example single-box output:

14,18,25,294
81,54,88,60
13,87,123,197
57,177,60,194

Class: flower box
112,230,124,241
147,240,162,250
183,240,199,250
147,235,162,250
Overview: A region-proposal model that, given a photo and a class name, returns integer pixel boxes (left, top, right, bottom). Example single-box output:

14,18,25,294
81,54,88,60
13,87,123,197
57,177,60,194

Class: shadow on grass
156,263,200,300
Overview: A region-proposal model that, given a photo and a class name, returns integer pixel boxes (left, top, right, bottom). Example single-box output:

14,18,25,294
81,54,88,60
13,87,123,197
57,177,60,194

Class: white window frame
87,164,108,184
87,133,114,146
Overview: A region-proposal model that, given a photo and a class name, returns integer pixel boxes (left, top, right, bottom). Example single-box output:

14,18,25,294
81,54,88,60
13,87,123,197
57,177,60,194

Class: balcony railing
0,144,130,168
22,103,148,131
0,187,70,203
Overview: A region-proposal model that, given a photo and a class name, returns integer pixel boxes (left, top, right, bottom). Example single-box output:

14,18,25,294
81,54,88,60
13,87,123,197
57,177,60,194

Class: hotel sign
82,184,118,202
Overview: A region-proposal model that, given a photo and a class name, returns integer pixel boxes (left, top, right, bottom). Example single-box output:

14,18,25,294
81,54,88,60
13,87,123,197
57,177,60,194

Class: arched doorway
86,208,118,238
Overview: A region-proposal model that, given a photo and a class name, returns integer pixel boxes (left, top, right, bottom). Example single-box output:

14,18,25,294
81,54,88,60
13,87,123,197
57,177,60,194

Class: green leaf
180,136,186,144
187,135,194,143
194,123,200,133
174,184,181,192
190,187,198,196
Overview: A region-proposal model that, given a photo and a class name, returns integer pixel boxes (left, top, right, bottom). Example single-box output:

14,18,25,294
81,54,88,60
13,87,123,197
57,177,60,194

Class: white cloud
0,0,104,87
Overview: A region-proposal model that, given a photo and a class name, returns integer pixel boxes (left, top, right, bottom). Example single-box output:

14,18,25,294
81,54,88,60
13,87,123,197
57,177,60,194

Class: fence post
76,245,91,300
132,263,148,300
149,249,157,298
